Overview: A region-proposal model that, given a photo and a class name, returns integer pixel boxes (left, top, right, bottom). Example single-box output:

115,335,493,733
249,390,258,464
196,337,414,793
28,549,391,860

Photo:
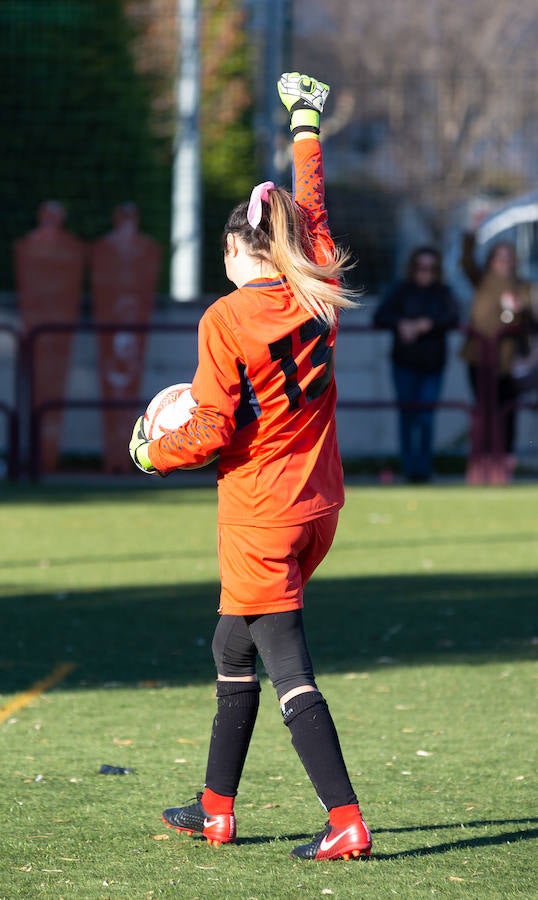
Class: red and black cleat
290,816,372,861
162,792,236,847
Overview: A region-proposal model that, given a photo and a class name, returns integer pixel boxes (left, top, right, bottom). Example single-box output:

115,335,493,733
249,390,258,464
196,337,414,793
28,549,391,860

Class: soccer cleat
290,816,372,861
162,793,236,847
277,72,330,114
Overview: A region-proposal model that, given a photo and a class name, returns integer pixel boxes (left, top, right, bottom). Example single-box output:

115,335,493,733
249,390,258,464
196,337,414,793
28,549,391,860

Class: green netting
0,0,171,293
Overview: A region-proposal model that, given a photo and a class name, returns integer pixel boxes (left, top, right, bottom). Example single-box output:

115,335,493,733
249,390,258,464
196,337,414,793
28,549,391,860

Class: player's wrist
290,108,320,138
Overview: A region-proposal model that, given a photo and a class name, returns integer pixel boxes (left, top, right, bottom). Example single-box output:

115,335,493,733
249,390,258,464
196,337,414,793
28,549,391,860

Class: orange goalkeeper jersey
148,138,345,525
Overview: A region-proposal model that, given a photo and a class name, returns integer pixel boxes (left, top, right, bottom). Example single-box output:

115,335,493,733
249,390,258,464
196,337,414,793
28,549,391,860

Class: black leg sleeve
204,680,261,797
283,690,357,811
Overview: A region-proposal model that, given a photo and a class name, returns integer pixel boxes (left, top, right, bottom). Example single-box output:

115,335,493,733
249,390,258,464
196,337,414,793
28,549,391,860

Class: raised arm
278,73,334,264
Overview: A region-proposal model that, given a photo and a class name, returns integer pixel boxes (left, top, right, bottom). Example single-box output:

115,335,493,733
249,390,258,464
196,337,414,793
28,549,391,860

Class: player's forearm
292,138,332,263
148,410,229,473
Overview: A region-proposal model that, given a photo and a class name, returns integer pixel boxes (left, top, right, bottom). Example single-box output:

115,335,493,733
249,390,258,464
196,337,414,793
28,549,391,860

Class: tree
0,1,170,291
293,0,538,240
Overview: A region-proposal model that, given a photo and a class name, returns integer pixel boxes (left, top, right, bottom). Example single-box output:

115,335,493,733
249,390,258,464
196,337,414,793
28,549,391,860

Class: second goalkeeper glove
129,416,157,474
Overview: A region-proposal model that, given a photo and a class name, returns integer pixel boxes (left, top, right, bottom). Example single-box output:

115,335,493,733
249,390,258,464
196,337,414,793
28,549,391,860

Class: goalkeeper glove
129,416,156,474
278,72,330,137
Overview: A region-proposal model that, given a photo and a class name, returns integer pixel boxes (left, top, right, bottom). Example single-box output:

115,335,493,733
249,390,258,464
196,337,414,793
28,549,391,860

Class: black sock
204,680,260,797
282,691,357,810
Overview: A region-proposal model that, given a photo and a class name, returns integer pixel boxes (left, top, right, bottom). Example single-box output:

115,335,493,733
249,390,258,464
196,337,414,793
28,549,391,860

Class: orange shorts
217,512,339,616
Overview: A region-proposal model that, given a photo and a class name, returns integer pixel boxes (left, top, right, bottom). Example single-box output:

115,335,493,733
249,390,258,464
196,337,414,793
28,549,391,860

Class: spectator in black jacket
374,247,459,482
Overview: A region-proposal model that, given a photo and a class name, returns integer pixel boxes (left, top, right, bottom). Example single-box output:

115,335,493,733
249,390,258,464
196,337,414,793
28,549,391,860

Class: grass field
0,480,536,899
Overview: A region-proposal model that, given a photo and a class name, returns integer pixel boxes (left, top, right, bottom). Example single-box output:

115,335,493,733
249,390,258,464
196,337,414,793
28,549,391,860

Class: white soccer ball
144,382,196,439
144,382,218,469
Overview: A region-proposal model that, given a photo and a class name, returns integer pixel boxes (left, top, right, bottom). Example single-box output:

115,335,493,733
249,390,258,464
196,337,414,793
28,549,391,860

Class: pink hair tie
247,181,275,228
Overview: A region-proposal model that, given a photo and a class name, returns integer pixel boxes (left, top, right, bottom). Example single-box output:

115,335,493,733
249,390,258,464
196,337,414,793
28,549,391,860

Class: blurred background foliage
0,1,169,288
0,0,255,296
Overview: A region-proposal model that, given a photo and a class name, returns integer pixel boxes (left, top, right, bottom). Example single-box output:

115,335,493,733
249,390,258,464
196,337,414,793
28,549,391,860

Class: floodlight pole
248,0,292,183
171,0,201,301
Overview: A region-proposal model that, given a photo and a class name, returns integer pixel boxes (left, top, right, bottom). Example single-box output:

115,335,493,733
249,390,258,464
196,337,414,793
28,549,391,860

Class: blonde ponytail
223,187,360,327
267,189,358,326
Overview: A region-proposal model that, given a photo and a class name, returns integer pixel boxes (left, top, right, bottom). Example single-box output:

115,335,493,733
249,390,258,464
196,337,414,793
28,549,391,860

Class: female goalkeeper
129,72,371,861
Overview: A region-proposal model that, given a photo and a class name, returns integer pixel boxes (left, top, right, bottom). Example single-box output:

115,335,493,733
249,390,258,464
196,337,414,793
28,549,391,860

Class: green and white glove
129,416,156,474
278,72,330,137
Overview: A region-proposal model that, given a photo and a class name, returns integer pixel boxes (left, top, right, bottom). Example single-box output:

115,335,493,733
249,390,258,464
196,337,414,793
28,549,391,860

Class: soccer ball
144,382,196,439
144,383,218,469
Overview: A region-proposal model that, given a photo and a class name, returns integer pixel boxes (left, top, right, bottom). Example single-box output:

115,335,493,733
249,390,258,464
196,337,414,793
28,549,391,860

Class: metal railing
24,321,198,480
2,320,537,482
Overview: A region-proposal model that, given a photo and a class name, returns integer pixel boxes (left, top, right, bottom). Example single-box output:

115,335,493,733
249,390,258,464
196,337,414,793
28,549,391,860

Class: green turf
0,482,536,899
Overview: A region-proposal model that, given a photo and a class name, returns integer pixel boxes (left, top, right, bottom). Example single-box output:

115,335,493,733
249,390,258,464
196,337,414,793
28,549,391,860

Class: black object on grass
99,764,135,775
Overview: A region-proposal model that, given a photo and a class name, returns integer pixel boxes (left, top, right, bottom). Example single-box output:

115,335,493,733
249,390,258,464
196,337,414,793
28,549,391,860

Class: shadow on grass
0,481,217,506
374,826,538,860
0,571,536,693
376,816,538,834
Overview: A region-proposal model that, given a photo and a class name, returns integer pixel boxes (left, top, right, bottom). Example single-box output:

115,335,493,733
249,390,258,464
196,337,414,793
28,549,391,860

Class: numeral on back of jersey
269,318,334,410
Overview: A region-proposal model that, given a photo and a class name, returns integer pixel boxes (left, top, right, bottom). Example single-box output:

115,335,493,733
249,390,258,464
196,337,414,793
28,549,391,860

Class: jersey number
268,318,334,410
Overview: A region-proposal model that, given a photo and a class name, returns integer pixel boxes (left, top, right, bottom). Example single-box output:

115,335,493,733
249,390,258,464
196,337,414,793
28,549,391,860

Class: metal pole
170,0,201,301
247,0,292,183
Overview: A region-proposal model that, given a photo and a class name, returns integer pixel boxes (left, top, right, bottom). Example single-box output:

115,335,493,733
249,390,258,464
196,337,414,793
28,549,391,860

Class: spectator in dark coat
374,246,459,482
